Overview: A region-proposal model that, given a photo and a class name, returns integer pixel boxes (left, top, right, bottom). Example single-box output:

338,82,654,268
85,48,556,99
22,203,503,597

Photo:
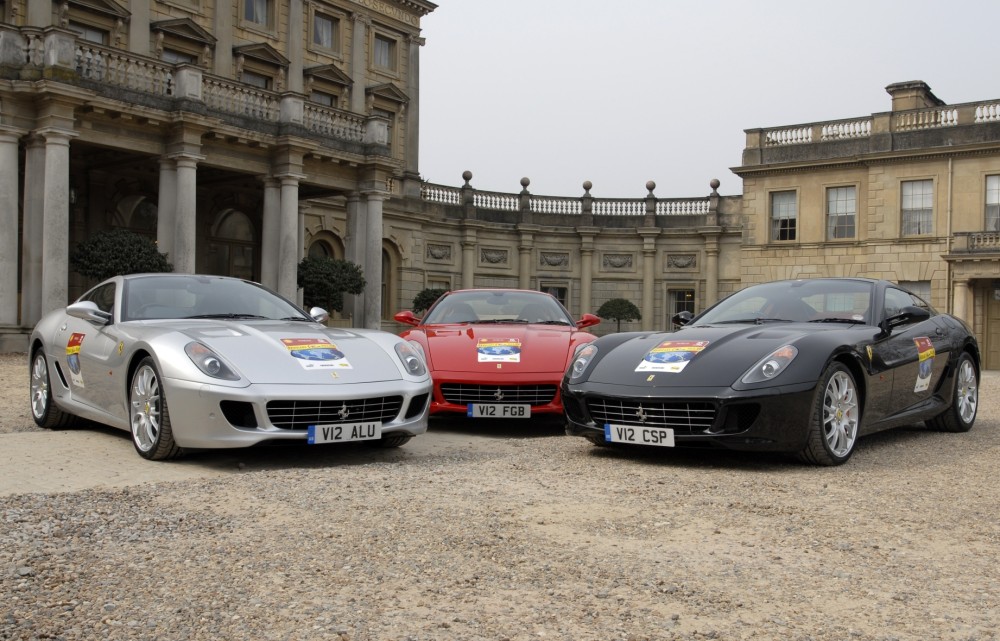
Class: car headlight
184,342,241,381
741,345,798,384
568,344,599,382
395,342,427,377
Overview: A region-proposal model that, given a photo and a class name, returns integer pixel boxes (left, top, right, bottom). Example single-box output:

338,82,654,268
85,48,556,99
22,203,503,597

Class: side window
884,288,917,320
83,283,117,315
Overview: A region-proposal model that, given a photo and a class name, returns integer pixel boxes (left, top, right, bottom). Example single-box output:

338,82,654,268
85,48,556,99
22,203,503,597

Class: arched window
114,195,158,239
207,210,257,280
308,240,332,259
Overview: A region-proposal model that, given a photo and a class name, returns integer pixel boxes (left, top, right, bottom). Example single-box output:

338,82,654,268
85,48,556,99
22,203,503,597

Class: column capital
34,127,78,145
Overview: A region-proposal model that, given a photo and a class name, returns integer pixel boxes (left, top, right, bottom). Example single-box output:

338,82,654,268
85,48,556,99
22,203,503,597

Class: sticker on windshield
477,338,521,362
66,333,86,387
914,337,935,392
636,340,709,373
281,338,352,370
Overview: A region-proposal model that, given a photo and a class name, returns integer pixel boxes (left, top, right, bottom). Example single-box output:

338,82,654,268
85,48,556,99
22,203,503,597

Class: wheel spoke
30,355,49,419
956,360,978,424
822,370,858,458
131,366,162,452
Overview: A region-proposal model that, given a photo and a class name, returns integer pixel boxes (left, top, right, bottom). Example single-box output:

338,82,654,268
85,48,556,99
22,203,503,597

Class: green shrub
296,256,365,313
412,288,448,314
596,298,642,332
70,229,172,281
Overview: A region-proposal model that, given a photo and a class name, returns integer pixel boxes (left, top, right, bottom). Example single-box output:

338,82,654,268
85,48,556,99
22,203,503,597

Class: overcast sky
417,0,995,199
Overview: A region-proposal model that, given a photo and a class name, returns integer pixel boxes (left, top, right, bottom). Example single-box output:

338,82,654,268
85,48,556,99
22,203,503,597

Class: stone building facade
734,81,1000,369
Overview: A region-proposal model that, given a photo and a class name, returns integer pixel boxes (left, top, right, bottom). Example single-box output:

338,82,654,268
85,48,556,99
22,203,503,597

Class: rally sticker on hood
636,340,709,373
66,333,86,387
914,337,935,392
477,338,521,363
281,338,352,370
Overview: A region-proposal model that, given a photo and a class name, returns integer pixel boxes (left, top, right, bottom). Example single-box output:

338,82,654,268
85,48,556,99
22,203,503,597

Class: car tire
129,357,183,460
29,350,77,429
926,352,978,433
368,433,412,448
798,362,860,466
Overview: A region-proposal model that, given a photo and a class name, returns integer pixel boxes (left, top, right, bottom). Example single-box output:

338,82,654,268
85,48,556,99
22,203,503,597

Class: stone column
517,226,535,290
638,229,660,331
128,0,150,55
260,177,281,290
172,154,202,274
287,0,304,93
362,192,385,329
401,35,425,194
703,233,720,308
461,227,477,290
156,158,177,263
27,1,52,26
350,14,369,113
277,175,303,301
953,278,971,323
0,130,21,325
212,0,233,77
39,129,75,314
20,136,45,326
578,228,598,316
345,192,364,324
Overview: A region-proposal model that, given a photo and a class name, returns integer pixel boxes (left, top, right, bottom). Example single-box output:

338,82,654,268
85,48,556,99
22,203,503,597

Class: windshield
122,275,311,322
423,290,574,325
694,280,874,326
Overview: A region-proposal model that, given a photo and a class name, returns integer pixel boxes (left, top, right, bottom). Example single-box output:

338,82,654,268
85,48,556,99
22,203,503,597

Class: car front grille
586,398,717,434
440,383,558,406
266,396,403,430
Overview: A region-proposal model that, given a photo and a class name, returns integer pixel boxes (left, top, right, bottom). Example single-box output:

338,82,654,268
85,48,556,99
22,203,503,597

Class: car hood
420,324,576,373
154,320,402,385
587,323,848,388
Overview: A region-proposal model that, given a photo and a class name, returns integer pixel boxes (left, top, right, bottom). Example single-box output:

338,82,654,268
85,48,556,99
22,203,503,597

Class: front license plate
467,403,531,418
604,424,675,447
308,422,381,444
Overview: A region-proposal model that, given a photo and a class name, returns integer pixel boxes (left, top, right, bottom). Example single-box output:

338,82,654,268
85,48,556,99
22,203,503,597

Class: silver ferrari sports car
29,274,432,460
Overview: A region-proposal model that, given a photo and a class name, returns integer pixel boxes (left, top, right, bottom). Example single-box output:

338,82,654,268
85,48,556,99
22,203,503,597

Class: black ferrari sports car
562,278,980,465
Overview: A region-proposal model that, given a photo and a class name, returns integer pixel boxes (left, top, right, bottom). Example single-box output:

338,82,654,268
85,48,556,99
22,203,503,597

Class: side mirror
394,310,421,327
576,313,601,329
66,301,112,325
882,305,930,333
671,310,694,327
309,307,329,323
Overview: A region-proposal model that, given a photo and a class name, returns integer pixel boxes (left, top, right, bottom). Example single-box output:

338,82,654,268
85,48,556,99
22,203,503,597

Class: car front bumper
163,377,432,449
561,380,819,452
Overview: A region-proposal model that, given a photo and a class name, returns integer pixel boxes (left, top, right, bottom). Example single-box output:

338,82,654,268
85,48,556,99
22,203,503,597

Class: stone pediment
69,0,130,19
151,18,217,46
366,83,409,105
233,43,289,67
305,64,353,88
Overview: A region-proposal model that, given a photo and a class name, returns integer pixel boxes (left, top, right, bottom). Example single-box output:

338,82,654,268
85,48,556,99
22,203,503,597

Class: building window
901,179,933,235
669,289,695,317
241,70,271,90
310,91,336,107
244,0,271,26
208,210,256,281
373,34,397,71
826,186,856,240
313,13,340,50
987,175,1000,231
540,284,569,308
770,191,797,241
69,21,108,44
162,48,197,64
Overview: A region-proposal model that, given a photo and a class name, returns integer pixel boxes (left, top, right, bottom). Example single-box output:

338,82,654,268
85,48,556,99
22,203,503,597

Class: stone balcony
739,96,1000,169
0,24,386,153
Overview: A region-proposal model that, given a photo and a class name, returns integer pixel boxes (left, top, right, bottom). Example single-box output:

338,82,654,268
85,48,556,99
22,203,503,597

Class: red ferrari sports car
395,289,600,419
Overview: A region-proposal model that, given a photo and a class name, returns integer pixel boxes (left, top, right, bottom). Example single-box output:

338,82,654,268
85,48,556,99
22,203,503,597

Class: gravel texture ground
1,350,998,641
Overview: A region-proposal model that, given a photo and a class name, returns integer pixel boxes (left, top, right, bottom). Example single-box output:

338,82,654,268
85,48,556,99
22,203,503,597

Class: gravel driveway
1,351,998,641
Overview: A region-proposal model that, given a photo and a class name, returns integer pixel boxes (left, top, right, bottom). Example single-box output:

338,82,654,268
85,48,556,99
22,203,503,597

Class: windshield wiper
809,317,864,324
716,318,789,325
185,313,269,320
279,316,312,322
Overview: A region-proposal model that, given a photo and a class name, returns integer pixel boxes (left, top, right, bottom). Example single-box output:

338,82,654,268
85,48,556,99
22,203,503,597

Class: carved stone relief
602,253,634,270
539,252,569,268
667,254,697,270
480,248,509,265
426,244,452,261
